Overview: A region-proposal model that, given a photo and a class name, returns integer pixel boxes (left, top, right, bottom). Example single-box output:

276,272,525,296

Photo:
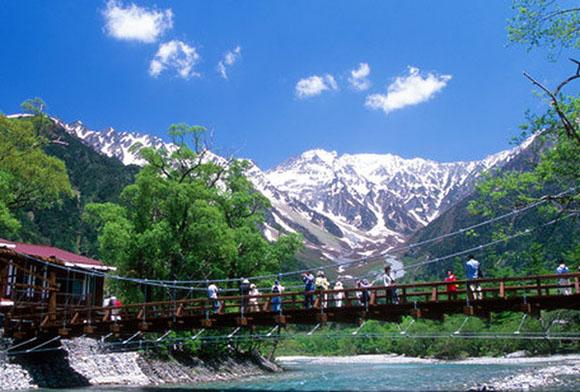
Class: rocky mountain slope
13,114,536,262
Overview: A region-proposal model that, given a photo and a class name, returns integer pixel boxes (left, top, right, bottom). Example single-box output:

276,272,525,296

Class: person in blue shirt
271,280,284,313
556,260,571,295
465,255,483,300
302,272,315,309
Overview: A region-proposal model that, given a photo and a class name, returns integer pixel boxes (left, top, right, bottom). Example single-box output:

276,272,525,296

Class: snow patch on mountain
11,114,535,260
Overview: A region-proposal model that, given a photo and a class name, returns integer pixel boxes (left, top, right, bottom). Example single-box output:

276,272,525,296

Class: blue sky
0,1,574,169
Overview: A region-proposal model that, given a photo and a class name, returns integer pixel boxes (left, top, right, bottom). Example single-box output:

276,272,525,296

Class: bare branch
523,60,580,144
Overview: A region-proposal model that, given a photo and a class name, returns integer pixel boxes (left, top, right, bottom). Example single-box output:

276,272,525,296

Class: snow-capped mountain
253,143,529,259
56,119,171,166
26,115,534,260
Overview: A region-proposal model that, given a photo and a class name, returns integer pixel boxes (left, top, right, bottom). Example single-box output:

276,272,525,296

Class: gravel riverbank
0,337,280,391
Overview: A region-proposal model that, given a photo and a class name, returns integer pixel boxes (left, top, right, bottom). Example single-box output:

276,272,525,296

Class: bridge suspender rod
25,336,61,354
100,332,113,343
266,325,279,337
191,328,205,341
6,337,37,352
400,319,415,335
307,323,321,336
514,314,528,335
122,331,142,345
453,317,470,335
155,330,172,343
227,326,242,338
352,321,367,336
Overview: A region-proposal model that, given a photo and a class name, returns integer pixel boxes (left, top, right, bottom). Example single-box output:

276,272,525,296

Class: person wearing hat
315,271,330,308
556,260,571,295
249,283,261,312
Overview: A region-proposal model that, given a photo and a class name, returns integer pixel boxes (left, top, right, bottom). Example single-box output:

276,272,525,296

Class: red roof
0,238,112,270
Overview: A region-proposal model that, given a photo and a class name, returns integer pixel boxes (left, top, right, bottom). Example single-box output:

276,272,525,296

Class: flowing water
43,355,580,392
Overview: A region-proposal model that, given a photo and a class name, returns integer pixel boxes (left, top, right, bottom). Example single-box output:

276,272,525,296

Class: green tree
468,1,579,275
0,100,73,235
84,124,302,300
508,0,579,58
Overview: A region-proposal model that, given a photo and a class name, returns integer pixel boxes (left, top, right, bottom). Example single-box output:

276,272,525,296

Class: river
39,354,580,391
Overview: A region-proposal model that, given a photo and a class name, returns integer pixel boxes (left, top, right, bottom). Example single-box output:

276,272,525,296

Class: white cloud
295,74,338,98
348,63,371,91
103,0,173,43
102,0,173,43
365,66,451,114
149,40,200,79
217,46,242,79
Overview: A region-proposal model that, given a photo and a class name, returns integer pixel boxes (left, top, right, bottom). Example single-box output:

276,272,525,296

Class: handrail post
575,277,580,294
499,281,506,299
48,272,57,321
431,287,438,302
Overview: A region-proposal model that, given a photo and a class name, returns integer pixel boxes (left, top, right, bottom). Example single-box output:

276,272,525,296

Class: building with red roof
0,238,114,313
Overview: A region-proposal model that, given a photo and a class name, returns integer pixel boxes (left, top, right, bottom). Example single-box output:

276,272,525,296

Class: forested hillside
404,134,578,280
11,117,139,257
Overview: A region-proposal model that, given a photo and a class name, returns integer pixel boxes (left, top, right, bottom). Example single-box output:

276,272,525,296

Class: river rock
0,337,280,390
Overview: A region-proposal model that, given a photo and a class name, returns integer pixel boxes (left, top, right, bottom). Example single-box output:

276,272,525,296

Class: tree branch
523,59,580,144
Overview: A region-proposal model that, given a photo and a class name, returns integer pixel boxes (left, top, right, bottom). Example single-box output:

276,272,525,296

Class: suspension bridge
4,271,579,344
1,191,578,355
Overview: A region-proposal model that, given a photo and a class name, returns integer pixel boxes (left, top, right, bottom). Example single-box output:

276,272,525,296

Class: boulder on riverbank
0,337,281,390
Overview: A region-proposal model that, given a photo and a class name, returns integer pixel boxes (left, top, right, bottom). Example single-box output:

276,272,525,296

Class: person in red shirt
109,296,123,321
445,270,458,300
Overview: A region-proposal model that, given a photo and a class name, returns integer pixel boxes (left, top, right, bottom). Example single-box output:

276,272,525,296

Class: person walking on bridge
465,255,483,300
271,280,284,313
315,271,330,308
556,260,572,295
249,283,261,312
358,279,372,308
240,278,251,313
383,265,398,304
445,270,458,300
333,281,344,307
302,272,315,309
207,283,220,313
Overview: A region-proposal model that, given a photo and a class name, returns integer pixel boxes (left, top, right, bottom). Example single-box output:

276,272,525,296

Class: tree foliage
467,1,579,275
508,0,579,58
84,124,302,300
0,100,73,235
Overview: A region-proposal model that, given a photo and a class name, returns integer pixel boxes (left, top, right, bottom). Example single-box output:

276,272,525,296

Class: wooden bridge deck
3,273,580,340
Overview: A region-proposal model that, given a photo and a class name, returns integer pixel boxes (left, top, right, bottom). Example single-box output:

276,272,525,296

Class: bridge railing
5,272,579,331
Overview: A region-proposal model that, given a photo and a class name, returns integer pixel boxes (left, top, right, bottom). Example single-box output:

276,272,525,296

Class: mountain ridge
7,114,536,262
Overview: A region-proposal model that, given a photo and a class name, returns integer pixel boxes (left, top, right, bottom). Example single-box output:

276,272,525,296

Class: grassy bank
274,310,580,359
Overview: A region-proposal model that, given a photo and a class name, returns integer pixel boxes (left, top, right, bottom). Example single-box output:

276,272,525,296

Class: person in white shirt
556,260,571,295
248,283,261,312
333,281,344,308
383,265,398,304
207,283,220,313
